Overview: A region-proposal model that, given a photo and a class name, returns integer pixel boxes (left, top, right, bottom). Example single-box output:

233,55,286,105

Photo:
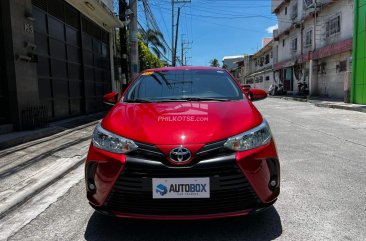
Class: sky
137,0,278,67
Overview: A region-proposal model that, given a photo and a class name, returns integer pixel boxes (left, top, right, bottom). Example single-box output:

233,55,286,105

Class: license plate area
152,178,210,199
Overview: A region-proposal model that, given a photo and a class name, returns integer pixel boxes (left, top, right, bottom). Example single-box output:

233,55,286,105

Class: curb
0,112,105,151
269,96,366,113
0,155,86,219
0,120,99,156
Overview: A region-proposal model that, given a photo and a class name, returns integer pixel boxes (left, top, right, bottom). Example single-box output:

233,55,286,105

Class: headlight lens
224,120,272,151
92,123,138,154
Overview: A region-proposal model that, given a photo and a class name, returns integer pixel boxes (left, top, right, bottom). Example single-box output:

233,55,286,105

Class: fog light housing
86,162,97,193
88,183,96,191
269,179,277,187
266,158,280,191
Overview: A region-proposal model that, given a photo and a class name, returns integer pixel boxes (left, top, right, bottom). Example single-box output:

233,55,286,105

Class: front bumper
85,140,280,220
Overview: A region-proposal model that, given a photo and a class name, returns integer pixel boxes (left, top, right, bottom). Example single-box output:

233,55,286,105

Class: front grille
127,140,235,165
127,141,165,162
195,139,235,161
105,159,260,215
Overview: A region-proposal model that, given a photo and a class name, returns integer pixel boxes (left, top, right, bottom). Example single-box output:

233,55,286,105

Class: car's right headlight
92,123,138,154
224,120,272,151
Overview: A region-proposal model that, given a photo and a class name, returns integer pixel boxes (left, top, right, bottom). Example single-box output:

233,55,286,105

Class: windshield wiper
155,97,230,102
179,97,230,102
124,99,154,103
155,98,189,102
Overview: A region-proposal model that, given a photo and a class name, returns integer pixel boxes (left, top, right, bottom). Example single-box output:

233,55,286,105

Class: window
305,30,313,46
304,0,314,8
326,15,341,37
283,39,285,47
285,7,287,15
266,76,270,81
291,38,297,52
339,60,347,72
265,54,270,64
291,3,298,19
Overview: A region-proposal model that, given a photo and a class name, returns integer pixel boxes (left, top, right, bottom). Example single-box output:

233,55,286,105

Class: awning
247,67,273,77
66,0,124,31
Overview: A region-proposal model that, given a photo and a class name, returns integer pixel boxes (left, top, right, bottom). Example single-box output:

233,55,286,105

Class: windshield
124,70,243,102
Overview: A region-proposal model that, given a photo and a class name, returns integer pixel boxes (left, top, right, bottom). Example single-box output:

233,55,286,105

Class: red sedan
85,67,280,220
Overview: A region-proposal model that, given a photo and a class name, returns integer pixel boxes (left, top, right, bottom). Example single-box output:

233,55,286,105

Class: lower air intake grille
105,160,259,215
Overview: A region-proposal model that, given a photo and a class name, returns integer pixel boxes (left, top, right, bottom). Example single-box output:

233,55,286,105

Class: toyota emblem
169,146,191,163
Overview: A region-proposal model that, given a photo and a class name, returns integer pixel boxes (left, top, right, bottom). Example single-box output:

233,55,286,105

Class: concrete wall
276,3,292,33
101,0,114,11
277,0,353,63
1,0,39,129
316,0,354,49
251,70,274,91
317,52,352,98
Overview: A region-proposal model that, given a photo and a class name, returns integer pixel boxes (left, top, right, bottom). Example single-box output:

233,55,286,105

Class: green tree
138,38,163,71
209,58,220,67
139,29,167,59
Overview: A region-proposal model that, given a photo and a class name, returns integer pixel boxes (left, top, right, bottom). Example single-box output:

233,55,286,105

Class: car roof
143,66,224,72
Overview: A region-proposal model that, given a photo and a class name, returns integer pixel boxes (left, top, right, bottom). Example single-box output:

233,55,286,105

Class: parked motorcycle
269,83,286,96
297,81,309,95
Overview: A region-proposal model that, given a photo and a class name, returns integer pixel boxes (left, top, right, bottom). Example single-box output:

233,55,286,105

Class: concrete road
4,98,366,241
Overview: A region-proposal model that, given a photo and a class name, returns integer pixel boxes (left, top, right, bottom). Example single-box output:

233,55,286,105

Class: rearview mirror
103,92,119,106
248,89,267,101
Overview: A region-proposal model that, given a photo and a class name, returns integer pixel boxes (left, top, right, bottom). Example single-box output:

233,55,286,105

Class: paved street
2,98,366,241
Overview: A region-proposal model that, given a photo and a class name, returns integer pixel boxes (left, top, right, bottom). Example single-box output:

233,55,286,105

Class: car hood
101,100,263,145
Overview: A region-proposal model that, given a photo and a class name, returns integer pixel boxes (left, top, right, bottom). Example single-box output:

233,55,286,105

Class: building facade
352,0,366,104
0,0,122,132
272,0,354,99
222,55,244,70
245,40,274,91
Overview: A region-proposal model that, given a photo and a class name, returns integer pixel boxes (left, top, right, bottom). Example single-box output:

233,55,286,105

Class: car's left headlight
92,123,138,154
224,120,272,151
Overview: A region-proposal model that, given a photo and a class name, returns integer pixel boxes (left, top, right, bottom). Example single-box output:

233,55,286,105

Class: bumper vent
104,159,260,215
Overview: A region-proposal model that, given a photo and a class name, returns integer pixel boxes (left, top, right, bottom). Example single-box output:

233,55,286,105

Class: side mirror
241,84,251,94
248,89,267,101
103,92,119,106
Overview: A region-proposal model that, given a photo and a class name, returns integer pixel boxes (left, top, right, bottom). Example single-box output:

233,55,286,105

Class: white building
245,39,274,91
222,56,244,70
272,0,353,98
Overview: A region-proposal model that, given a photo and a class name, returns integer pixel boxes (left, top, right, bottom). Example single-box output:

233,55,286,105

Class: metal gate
81,17,112,114
0,2,10,125
32,0,111,120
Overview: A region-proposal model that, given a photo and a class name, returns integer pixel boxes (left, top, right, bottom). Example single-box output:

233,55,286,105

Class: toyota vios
85,67,280,220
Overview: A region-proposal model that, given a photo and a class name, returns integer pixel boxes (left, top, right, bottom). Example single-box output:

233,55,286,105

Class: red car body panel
101,100,262,145
85,67,280,220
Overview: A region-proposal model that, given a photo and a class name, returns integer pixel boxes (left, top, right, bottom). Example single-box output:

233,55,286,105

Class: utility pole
171,0,192,66
309,0,317,96
129,0,139,80
173,7,181,66
119,0,129,90
172,0,175,66
181,36,184,65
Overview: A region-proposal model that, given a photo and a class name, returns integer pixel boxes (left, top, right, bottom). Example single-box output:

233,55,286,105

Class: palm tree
139,29,167,59
209,58,220,67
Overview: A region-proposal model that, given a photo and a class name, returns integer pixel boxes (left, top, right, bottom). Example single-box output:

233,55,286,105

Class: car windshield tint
125,70,243,101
